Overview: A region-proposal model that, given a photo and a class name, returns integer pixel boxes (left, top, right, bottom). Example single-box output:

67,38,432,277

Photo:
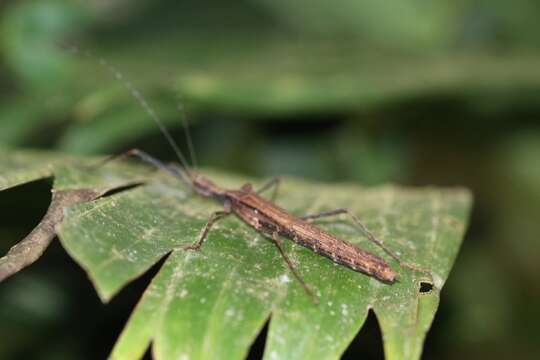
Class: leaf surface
0,151,471,360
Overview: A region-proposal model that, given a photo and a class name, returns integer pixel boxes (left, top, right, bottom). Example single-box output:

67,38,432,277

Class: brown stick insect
89,54,421,303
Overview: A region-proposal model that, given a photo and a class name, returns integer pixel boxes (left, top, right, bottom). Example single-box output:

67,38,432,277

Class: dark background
1,0,540,359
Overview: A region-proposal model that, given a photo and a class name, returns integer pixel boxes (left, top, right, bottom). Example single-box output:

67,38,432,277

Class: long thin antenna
66,45,194,177
176,98,198,170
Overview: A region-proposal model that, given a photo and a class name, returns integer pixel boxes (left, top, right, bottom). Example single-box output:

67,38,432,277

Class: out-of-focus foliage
2,0,540,154
1,0,540,359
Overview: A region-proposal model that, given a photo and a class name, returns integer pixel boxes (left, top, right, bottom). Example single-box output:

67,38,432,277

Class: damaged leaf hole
419,281,434,294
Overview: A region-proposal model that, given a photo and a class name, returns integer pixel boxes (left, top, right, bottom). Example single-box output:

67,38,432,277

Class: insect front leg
270,232,319,304
90,148,190,185
184,202,232,251
255,177,281,201
302,208,428,273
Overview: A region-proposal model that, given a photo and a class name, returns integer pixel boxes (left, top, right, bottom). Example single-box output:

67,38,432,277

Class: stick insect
89,54,417,302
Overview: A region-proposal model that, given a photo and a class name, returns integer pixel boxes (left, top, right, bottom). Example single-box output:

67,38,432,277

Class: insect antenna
65,45,195,185
176,98,198,171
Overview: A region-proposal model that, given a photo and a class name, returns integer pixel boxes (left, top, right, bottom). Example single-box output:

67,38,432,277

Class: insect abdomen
286,222,397,282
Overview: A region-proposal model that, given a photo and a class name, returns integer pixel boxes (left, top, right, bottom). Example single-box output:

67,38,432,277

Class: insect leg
302,208,427,273
91,148,191,186
255,177,281,201
301,208,349,222
183,209,231,251
271,232,319,304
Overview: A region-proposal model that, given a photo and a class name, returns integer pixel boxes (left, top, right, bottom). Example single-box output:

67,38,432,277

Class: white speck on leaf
431,272,444,289
279,274,291,284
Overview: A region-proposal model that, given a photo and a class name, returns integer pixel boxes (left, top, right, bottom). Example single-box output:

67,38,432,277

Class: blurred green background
1,0,539,359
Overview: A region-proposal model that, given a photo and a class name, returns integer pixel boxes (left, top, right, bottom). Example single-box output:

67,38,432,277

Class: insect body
105,149,398,301
202,177,397,283
93,55,406,301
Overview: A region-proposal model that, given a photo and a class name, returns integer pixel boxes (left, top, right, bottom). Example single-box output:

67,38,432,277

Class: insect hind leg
302,208,428,274
270,232,319,304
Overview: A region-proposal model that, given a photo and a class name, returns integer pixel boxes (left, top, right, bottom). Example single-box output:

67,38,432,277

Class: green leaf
0,150,471,359
0,150,69,190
